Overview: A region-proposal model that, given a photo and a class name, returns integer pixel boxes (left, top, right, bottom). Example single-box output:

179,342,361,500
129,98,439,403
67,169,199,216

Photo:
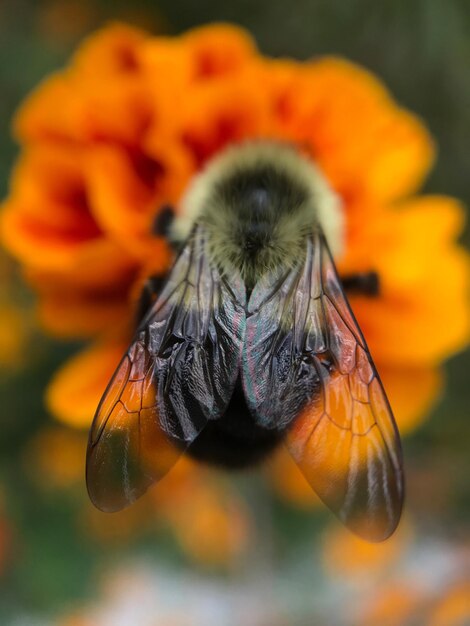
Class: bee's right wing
242,229,403,541
86,225,246,512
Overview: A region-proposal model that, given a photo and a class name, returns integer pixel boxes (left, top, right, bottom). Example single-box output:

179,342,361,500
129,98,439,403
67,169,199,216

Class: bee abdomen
187,379,283,468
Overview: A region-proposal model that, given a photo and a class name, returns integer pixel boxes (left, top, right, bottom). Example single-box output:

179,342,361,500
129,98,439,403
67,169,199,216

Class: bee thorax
174,141,345,277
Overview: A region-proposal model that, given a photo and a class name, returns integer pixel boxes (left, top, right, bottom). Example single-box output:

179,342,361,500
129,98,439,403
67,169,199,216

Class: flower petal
86,142,193,253
1,146,102,269
179,69,275,165
428,582,470,626
71,22,148,76
181,22,258,79
269,57,435,202
346,197,469,365
378,365,443,434
46,339,128,426
31,280,132,338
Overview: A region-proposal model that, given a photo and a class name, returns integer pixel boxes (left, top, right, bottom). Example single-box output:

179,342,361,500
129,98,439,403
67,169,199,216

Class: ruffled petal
1,146,102,268
378,365,443,434
71,22,148,76
46,339,127,426
268,57,435,203
348,197,469,365
178,67,276,166
86,142,193,254
181,22,258,79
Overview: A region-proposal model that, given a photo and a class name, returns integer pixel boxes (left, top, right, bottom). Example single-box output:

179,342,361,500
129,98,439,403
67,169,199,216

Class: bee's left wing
87,224,246,512
242,229,404,541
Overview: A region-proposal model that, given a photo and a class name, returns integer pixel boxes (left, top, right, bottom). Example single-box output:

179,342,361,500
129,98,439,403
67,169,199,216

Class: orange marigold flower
428,580,470,626
322,519,412,579
358,582,428,626
1,23,469,512
355,569,470,626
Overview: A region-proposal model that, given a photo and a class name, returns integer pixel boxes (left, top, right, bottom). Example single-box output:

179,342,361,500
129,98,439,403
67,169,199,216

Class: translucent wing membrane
87,225,246,512
243,229,403,541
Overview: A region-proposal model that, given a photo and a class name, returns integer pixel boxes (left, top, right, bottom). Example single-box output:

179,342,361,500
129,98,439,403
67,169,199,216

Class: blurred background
0,1,469,625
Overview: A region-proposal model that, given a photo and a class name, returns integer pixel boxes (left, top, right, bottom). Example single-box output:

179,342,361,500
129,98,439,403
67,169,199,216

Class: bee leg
152,204,176,237
341,271,380,297
136,205,178,325
151,204,185,254
135,274,168,326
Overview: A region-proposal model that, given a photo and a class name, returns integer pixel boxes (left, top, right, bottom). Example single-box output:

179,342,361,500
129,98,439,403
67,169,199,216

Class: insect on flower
86,141,404,541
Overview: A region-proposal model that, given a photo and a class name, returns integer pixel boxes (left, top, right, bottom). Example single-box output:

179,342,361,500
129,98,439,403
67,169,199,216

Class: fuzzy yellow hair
174,141,344,281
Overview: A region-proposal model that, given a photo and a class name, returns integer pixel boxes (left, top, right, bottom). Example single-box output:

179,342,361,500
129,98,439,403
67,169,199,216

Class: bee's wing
243,229,404,541
86,225,246,512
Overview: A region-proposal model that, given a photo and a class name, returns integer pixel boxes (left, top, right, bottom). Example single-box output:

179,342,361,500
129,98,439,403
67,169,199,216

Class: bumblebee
86,142,404,541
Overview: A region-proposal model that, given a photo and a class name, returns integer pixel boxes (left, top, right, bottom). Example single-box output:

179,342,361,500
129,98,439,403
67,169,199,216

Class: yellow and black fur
170,142,344,466
174,142,344,287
